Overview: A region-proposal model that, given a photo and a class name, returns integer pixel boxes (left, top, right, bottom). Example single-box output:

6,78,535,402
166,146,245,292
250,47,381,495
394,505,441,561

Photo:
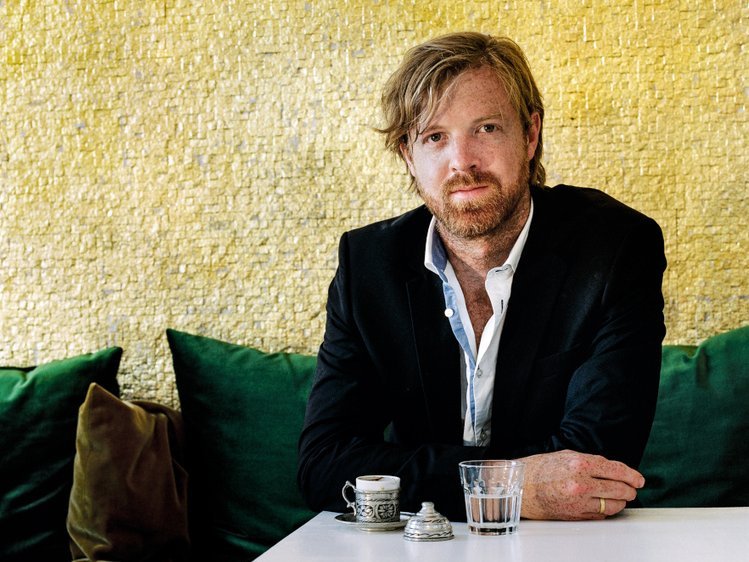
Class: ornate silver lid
403,502,454,542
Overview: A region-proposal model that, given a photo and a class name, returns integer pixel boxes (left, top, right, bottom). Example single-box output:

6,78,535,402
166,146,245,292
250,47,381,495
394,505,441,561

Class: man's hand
519,450,645,520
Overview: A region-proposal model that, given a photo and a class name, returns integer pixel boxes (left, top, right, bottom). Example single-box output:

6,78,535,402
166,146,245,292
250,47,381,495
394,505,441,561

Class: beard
417,163,531,240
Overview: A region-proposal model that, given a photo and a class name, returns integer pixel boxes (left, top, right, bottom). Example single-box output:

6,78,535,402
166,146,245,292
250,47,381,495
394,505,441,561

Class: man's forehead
413,68,513,132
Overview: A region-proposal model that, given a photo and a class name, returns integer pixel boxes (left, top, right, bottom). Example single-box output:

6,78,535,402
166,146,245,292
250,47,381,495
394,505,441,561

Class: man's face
401,66,540,240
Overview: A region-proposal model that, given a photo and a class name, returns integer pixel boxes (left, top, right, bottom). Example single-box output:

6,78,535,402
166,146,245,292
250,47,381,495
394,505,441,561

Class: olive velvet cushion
67,383,190,562
639,325,749,507
166,329,317,561
0,347,122,562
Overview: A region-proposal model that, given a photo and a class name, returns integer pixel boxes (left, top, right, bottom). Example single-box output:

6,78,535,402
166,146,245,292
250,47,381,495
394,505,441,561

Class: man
298,32,666,521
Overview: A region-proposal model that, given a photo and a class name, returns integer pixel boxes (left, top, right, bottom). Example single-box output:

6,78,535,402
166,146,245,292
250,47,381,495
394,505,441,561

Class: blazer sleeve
560,216,666,466
297,232,480,520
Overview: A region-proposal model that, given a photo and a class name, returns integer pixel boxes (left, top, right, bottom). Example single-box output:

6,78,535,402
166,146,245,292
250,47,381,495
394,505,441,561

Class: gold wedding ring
598,497,606,514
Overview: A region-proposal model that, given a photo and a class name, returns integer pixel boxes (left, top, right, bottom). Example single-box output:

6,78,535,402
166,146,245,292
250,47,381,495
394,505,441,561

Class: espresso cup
342,475,400,523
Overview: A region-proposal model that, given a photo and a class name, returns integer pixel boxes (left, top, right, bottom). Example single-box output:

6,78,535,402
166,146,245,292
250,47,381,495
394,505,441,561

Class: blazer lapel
491,193,568,449
406,272,463,443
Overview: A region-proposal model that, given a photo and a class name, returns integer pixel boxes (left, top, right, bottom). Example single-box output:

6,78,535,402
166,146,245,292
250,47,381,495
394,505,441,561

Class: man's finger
591,458,645,489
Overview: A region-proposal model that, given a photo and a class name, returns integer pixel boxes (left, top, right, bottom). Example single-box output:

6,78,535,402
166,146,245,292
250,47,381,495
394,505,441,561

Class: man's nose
449,136,480,172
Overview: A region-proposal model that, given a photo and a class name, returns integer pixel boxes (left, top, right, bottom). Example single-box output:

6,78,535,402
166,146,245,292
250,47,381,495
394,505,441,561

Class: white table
256,508,749,561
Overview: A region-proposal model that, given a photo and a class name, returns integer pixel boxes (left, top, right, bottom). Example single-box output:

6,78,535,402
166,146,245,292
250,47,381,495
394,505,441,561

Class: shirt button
444,308,454,318
476,368,482,378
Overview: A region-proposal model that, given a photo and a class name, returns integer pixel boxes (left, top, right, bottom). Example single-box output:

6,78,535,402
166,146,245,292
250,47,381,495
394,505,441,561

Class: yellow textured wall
1,1,747,405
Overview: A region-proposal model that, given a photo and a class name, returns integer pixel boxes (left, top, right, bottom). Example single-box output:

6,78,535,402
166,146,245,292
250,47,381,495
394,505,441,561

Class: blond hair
379,32,545,187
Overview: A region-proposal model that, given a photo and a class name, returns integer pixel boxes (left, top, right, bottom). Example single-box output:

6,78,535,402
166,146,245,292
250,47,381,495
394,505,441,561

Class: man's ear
526,112,541,161
399,140,416,177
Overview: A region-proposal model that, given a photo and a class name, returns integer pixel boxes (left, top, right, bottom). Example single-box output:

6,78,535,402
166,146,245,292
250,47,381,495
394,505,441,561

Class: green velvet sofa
2,325,747,561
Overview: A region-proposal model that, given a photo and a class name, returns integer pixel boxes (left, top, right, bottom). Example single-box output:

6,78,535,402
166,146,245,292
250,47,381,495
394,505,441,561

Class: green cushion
166,329,317,561
0,348,122,562
639,326,749,507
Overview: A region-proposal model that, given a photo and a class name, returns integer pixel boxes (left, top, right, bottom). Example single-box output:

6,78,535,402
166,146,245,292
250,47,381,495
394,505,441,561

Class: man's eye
481,124,497,133
426,133,442,143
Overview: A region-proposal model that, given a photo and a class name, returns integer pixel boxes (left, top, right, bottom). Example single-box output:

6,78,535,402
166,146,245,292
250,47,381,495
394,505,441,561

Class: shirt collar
424,198,535,277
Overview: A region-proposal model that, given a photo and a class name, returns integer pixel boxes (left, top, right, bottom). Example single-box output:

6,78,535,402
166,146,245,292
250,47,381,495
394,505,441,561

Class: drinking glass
458,460,525,535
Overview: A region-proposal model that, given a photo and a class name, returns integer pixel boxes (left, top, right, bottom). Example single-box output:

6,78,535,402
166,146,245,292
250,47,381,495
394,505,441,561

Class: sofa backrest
638,325,749,507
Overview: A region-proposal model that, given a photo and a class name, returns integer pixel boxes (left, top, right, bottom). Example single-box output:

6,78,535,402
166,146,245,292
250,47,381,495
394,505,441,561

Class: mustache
442,170,501,192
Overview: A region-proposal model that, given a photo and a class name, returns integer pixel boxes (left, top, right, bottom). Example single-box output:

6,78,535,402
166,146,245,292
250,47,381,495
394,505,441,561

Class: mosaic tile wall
2,1,747,405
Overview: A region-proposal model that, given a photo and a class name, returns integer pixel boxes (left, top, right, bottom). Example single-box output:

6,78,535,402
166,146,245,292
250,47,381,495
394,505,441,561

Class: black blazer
298,185,666,520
